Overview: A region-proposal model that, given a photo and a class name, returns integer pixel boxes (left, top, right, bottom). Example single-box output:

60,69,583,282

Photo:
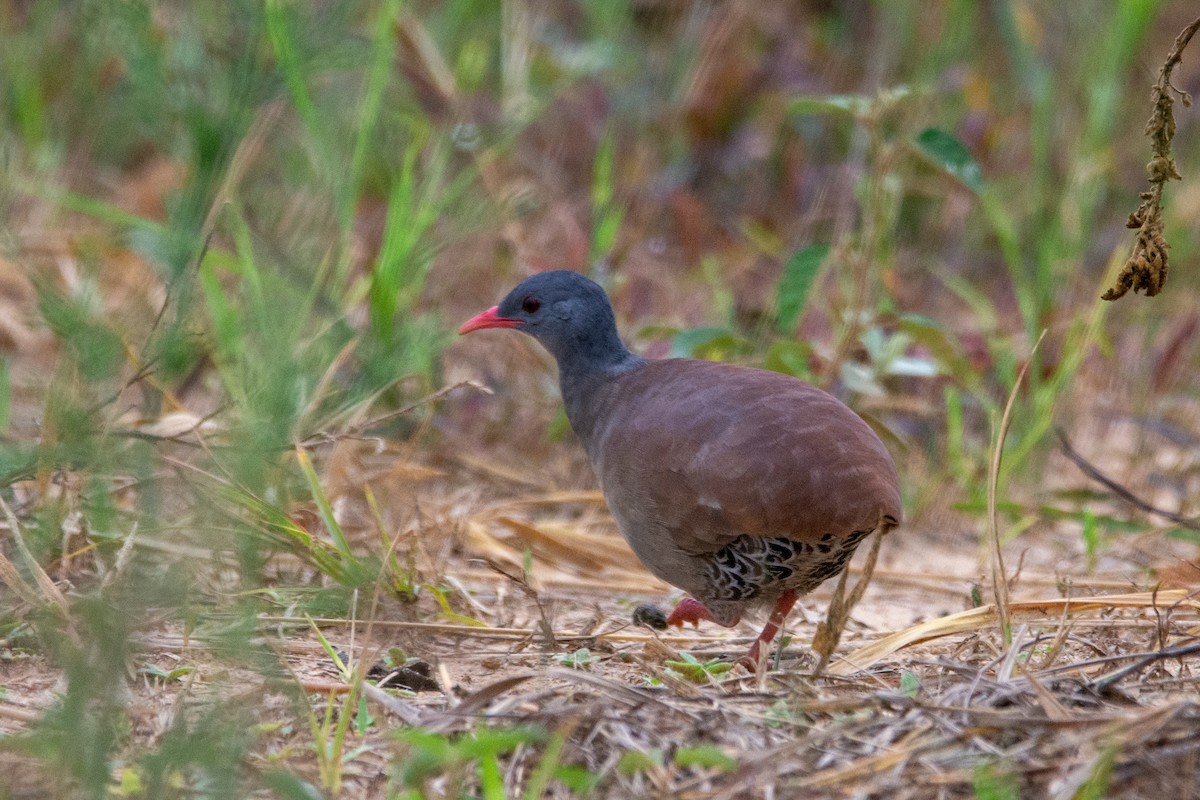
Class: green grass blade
776,243,829,334
295,446,359,568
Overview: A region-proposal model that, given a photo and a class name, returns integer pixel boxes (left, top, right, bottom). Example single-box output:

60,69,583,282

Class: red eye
521,296,541,314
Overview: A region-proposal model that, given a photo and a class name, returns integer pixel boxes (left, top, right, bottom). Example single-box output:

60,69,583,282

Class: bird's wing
589,360,901,557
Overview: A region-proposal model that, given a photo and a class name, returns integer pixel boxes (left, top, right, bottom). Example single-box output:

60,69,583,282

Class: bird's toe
665,596,716,628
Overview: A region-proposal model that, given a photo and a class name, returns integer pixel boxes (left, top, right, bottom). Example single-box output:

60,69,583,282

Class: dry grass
5,443,1199,798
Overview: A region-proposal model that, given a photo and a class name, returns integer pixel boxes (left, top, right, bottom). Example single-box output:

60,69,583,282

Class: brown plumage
574,359,900,619
460,271,901,667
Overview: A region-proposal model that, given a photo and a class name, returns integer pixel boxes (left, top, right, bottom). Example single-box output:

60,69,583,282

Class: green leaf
265,0,325,160
459,726,545,758
17,182,168,235
354,693,375,733
899,671,921,698
554,764,602,793
765,699,801,729
113,767,144,797
199,257,242,361
557,647,595,669
763,340,813,379
669,327,751,360
138,665,196,683
428,585,488,627
1081,511,1099,558
915,128,984,193
1166,528,1200,544
617,749,663,775
776,244,828,334
897,314,970,383
261,770,326,800
1074,746,1118,800
296,447,361,574
37,288,125,380
972,761,1019,800
479,753,504,800
673,745,737,772
664,655,733,682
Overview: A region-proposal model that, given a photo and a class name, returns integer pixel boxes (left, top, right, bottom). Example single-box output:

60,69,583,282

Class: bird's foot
735,643,765,672
665,597,716,628
736,588,800,671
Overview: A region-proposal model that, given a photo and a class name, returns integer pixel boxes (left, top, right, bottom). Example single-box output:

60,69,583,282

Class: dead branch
1104,16,1200,300
1056,427,1200,532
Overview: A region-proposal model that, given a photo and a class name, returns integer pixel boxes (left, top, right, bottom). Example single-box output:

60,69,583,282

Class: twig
1056,427,1200,531
0,493,79,645
1103,16,1200,300
1090,639,1200,692
110,402,231,446
252,617,731,644
0,704,41,724
987,330,1046,645
84,358,159,416
482,557,557,651
812,524,886,676
300,379,491,447
0,494,71,615
827,589,1200,676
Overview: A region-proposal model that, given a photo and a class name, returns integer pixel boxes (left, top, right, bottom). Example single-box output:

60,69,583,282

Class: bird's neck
551,322,637,386
557,343,644,449
559,348,643,400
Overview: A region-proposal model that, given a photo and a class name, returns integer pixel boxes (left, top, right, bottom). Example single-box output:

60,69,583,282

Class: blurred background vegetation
1,0,1198,797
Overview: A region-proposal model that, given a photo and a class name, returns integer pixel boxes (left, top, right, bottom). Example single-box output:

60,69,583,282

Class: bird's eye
521,296,541,314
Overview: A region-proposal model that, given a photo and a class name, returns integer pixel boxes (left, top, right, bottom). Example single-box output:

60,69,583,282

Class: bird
459,270,901,667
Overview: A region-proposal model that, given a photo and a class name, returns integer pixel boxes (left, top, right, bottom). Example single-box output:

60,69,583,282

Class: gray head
459,271,634,376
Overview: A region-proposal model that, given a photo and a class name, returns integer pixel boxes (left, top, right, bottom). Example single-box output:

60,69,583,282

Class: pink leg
665,596,716,628
737,589,799,670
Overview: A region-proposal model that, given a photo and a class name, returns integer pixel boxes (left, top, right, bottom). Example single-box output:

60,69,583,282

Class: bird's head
459,270,629,372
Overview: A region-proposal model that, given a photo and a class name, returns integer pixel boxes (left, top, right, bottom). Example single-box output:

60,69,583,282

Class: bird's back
572,359,902,560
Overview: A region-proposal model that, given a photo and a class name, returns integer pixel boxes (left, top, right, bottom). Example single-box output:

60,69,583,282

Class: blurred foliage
1,0,1198,796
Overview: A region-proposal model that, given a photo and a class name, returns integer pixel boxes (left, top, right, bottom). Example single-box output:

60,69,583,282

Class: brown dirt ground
5,427,1199,798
